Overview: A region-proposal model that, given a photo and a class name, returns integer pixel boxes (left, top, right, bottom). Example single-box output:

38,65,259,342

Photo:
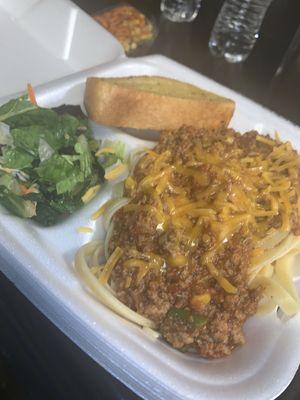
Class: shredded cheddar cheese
77,226,94,234
91,199,113,220
105,163,128,181
81,185,101,203
108,130,300,294
95,147,116,156
124,253,164,283
191,294,211,308
99,246,123,284
125,176,136,191
168,254,188,267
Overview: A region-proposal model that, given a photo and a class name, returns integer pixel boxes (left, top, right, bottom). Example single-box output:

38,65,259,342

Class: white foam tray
0,0,124,98
1,55,300,400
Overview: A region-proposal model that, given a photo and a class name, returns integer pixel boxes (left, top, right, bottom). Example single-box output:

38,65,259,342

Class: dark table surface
1,0,300,399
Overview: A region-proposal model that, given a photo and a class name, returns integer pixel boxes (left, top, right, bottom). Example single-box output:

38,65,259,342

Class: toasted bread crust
84,76,235,130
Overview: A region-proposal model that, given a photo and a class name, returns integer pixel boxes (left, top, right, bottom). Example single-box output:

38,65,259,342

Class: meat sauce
109,127,300,358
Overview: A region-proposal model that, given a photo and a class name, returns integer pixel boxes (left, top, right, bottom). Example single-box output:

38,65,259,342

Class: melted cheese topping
109,132,300,294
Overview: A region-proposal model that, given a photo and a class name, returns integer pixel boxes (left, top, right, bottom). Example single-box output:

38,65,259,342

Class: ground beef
108,126,300,359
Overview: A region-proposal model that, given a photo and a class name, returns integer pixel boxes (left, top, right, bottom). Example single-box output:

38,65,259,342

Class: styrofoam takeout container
0,2,300,400
0,0,124,98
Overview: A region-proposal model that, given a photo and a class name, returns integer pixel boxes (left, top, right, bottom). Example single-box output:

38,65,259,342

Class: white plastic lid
0,0,124,98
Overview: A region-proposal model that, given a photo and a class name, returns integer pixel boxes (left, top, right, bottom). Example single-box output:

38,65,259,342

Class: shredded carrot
27,83,37,105
19,184,38,195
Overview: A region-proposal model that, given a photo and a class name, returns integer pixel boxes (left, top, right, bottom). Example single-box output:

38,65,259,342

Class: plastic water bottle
160,0,202,23
209,0,273,63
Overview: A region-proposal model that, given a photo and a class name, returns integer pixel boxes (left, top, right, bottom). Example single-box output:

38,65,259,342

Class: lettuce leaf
1,147,34,169
4,108,59,129
36,154,85,195
0,93,114,225
75,134,92,178
97,140,126,168
11,126,42,156
33,200,61,226
38,138,54,162
100,153,119,168
0,188,36,218
0,95,37,123
0,173,22,195
36,154,75,183
0,122,13,145
9,113,90,154
56,172,84,195
49,196,82,214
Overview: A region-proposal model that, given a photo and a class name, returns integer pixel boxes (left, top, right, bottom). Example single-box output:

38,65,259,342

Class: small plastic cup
160,0,202,23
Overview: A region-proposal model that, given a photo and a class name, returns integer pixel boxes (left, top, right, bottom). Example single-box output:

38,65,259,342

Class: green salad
0,91,126,226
